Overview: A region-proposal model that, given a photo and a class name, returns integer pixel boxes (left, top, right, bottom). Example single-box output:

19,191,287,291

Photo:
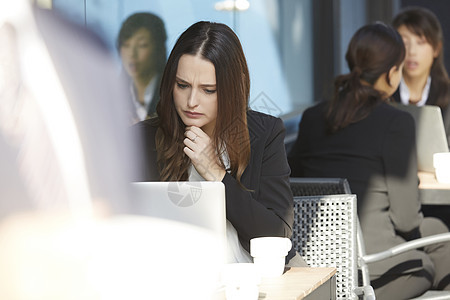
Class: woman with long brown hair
135,21,304,266
288,23,450,299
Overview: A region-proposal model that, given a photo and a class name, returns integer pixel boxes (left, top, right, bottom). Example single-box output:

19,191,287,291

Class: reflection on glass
117,12,167,123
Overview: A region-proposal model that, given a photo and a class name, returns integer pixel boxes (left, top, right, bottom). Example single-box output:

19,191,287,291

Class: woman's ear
387,65,398,86
434,41,442,58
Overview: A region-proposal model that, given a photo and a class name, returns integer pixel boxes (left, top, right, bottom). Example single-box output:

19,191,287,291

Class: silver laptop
130,181,226,238
393,104,449,172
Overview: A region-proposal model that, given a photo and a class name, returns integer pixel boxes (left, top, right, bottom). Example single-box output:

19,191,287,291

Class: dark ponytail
327,70,381,133
326,23,405,133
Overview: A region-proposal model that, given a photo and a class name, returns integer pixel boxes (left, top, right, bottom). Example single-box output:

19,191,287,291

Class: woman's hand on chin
183,126,226,181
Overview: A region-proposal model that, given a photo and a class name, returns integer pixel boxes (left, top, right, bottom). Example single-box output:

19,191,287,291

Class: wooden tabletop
215,267,336,300
418,171,450,190
258,267,336,300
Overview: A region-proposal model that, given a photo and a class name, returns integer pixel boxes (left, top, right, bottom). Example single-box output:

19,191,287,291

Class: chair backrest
293,194,358,300
290,177,352,196
290,177,358,299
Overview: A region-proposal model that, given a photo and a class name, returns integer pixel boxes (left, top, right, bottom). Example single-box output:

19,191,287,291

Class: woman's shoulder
295,101,328,127
132,117,159,145
377,102,413,117
246,110,286,142
133,116,159,131
373,102,416,128
247,109,279,120
247,110,282,127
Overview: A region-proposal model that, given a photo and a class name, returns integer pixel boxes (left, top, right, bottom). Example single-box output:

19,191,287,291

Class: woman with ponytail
288,23,450,299
134,21,306,266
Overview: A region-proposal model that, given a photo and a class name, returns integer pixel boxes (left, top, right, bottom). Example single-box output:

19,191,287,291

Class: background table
418,171,450,205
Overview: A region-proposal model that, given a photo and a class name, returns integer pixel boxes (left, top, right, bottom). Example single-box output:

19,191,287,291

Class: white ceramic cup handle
285,238,292,252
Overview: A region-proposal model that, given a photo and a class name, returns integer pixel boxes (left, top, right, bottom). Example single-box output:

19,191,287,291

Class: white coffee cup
250,237,292,278
221,263,260,300
433,152,450,184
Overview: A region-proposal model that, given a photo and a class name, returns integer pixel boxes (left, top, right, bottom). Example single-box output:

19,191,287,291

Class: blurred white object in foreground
0,0,136,217
222,263,260,300
0,0,92,218
0,214,223,300
0,1,223,299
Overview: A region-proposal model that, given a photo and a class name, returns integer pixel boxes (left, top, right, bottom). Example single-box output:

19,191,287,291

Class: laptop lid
393,104,449,172
130,181,226,239
129,181,227,292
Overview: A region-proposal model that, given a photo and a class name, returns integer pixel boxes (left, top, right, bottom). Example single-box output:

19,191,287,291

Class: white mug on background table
434,152,450,184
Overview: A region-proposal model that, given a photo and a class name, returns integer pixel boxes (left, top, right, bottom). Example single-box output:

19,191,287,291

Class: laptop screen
130,181,226,238
393,104,449,172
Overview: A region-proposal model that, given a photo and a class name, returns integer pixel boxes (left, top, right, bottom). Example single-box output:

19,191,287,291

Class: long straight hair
326,23,406,133
156,21,250,183
393,6,450,108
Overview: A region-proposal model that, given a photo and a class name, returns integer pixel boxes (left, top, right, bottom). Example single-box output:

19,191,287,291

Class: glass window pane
52,0,313,117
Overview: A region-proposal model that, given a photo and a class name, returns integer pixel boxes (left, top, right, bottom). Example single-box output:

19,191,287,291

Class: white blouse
188,158,253,263
399,76,431,107
130,75,159,121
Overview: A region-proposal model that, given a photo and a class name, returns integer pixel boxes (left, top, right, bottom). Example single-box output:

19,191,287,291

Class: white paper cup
250,237,292,278
434,152,450,184
221,263,260,300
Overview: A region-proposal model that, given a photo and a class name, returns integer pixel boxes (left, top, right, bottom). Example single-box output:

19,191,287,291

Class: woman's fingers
184,129,198,142
185,126,206,139
182,126,225,181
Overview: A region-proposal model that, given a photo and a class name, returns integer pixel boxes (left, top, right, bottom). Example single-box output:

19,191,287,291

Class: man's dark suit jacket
134,110,295,260
392,81,450,147
288,101,424,275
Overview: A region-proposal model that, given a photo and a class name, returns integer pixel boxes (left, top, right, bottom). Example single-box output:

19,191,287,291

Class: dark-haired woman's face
397,25,436,80
173,54,218,136
120,27,155,81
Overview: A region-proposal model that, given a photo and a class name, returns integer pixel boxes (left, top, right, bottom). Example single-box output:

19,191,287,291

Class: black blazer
392,81,450,147
134,110,295,258
288,101,424,275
